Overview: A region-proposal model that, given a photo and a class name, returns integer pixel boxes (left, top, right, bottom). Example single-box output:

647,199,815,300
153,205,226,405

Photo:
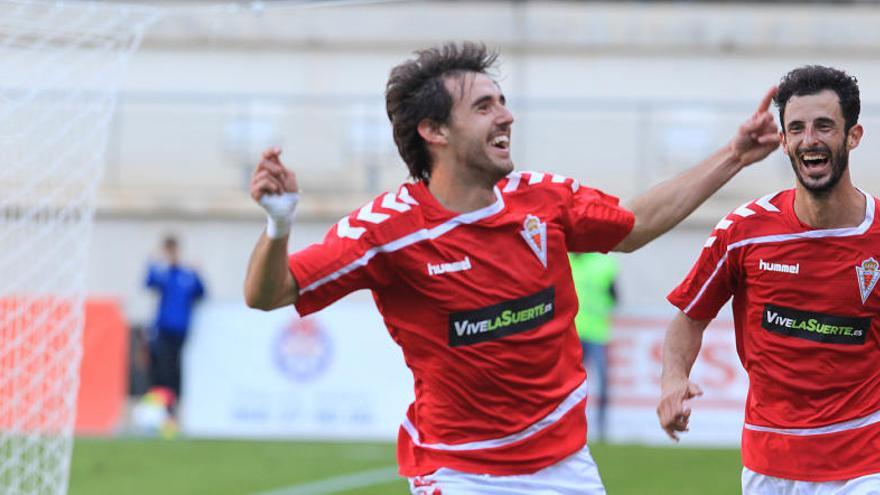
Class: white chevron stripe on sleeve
502,173,521,192
304,188,506,294
715,218,733,230
755,192,781,212
527,172,545,185
733,206,755,217
381,192,411,213
336,217,366,240
356,202,390,224
398,186,419,205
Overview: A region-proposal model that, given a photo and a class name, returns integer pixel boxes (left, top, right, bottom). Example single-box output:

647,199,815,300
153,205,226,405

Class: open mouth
799,150,830,171
490,135,510,151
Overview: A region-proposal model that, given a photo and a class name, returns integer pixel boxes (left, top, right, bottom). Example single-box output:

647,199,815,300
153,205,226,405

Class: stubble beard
464,143,512,185
790,144,849,197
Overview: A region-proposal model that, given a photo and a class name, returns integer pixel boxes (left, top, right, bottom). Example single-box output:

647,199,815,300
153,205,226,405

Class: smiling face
781,89,862,196
442,72,515,183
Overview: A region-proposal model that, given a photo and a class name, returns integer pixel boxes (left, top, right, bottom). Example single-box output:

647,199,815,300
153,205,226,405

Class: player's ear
418,119,447,146
779,129,789,156
847,123,864,151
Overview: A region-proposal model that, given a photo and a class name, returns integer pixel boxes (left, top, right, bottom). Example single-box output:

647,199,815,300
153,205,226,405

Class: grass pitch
70,438,741,494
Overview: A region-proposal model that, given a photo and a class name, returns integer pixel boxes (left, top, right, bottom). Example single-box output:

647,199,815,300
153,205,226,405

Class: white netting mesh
0,1,159,493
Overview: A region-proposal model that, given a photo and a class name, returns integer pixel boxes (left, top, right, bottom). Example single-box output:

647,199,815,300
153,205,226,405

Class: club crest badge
520,214,547,268
856,257,880,304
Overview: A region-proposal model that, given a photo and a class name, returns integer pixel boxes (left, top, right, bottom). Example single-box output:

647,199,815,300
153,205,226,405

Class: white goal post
0,1,158,493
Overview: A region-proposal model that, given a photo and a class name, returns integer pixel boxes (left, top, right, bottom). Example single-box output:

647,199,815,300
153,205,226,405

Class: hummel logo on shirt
759,259,799,274
427,256,472,276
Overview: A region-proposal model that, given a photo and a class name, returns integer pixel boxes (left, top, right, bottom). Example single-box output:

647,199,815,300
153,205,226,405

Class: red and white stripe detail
336,217,367,240
304,187,505,294
397,185,419,206
684,189,874,314
503,171,579,193
381,192,413,212
400,379,588,451
528,172,545,185
755,192,782,213
745,407,880,436
502,173,521,192
335,189,420,240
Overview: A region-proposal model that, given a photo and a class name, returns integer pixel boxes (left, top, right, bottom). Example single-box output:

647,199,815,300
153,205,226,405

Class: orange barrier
0,297,127,435
76,299,128,435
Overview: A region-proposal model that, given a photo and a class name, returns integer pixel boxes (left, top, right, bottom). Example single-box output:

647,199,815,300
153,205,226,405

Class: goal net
0,1,159,493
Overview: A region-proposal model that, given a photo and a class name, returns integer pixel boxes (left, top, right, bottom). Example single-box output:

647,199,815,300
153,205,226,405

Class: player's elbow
244,283,298,311
612,236,639,253
244,292,265,311
244,287,276,311
612,230,648,253
612,213,665,253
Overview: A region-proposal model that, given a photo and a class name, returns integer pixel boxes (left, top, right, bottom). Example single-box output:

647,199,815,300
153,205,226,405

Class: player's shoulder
497,170,581,198
867,190,880,216
331,183,424,244
858,189,880,234
708,189,792,245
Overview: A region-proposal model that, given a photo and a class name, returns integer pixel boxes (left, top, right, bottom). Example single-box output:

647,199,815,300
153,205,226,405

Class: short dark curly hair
774,65,860,133
385,42,499,182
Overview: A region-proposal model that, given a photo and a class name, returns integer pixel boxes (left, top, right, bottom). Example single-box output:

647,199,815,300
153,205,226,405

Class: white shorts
743,467,880,494
407,444,605,495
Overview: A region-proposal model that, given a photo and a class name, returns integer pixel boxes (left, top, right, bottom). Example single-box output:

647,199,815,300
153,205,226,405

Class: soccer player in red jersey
660,65,880,494
246,42,778,494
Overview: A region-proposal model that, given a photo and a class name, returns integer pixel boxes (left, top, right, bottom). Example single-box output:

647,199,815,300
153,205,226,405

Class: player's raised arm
244,147,301,310
612,86,780,253
657,311,709,441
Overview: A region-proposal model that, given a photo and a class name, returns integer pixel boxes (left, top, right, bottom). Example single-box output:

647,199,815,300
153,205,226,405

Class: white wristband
259,192,299,240
266,215,291,239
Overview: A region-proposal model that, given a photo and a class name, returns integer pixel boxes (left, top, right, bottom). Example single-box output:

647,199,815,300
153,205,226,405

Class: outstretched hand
250,147,299,202
729,86,781,167
657,379,704,442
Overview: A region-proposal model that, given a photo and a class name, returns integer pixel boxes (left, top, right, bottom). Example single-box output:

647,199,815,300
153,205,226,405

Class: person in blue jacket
145,235,205,412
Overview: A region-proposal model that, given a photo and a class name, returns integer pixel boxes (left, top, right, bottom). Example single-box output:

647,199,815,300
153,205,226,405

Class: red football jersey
289,171,634,476
668,188,880,481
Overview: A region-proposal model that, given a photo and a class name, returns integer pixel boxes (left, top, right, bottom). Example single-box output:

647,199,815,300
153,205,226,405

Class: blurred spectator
144,235,205,415
569,252,619,442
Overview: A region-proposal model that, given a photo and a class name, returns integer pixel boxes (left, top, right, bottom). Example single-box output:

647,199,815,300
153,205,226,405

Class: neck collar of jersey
785,187,875,235
412,181,505,222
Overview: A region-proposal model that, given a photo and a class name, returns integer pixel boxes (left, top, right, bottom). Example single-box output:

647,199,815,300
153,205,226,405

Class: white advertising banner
181,299,747,446
181,296,414,440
